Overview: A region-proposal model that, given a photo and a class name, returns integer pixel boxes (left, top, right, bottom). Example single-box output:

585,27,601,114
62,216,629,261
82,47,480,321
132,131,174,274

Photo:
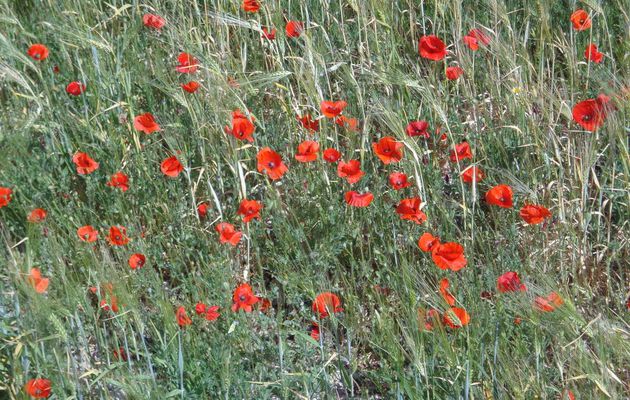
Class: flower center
239,295,246,301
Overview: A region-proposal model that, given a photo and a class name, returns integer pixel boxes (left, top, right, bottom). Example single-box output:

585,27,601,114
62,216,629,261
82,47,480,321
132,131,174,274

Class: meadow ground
0,0,629,398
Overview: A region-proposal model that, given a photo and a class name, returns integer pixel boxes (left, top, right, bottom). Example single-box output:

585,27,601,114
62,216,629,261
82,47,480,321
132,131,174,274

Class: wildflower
344,191,373,207
388,172,411,190
286,21,304,38
432,242,467,271
72,152,99,175
77,225,98,242
24,378,51,398
519,204,551,225
231,283,260,312
497,272,527,293
106,172,129,192
418,232,440,252
295,141,319,162
66,81,86,96
237,199,262,223
27,268,49,294
570,9,591,31
373,136,404,164
160,156,184,178
486,185,514,208
257,147,288,180
215,222,242,246
107,226,129,246
128,253,146,270
143,13,165,29
133,112,160,134
312,292,343,318
418,35,446,60
27,208,47,223
27,44,49,61
337,160,364,184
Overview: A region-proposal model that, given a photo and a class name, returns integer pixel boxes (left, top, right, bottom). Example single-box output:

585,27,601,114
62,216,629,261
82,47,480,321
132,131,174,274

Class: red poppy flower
285,21,304,38
323,148,341,163
72,152,99,175
258,298,272,312
237,199,262,223
100,294,120,313
344,191,374,207
432,242,467,271
443,307,470,328
24,378,51,398
418,308,441,331
461,165,484,184
418,232,440,252
335,115,359,131
439,278,456,306
449,142,472,162
295,141,319,162
27,208,47,223
534,292,563,312
570,9,591,31
418,35,446,61
205,305,220,321
320,100,347,118
395,197,427,224
241,0,260,12
197,203,209,219
312,292,343,318
27,44,49,61
106,172,129,192
497,271,526,293
133,112,160,134
181,81,200,93
143,13,165,29
113,347,128,362
215,222,242,246
373,136,404,164
231,283,260,312
195,302,207,315
176,52,198,73
176,306,192,327
572,98,608,131
562,389,576,400
128,253,146,270
296,114,319,132
337,160,364,183
160,156,184,178
388,172,411,190
406,120,429,138
27,268,49,294
225,109,256,142
107,226,129,246
262,27,276,40
585,44,604,63
0,187,12,208
257,147,288,180
485,184,513,208
309,322,320,340
446,66,464,80
66,81,86,96
463,28,490,51
77,225,98,242
519,204,551,225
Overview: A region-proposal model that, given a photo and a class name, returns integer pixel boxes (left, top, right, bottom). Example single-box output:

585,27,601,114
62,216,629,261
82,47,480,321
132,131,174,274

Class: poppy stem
178,329,184,398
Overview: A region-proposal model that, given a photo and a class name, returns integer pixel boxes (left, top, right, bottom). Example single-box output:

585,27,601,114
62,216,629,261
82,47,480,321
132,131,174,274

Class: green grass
1,0,629,398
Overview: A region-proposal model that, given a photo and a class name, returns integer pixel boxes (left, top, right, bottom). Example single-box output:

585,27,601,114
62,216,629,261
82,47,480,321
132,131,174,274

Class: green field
1,0,629,398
